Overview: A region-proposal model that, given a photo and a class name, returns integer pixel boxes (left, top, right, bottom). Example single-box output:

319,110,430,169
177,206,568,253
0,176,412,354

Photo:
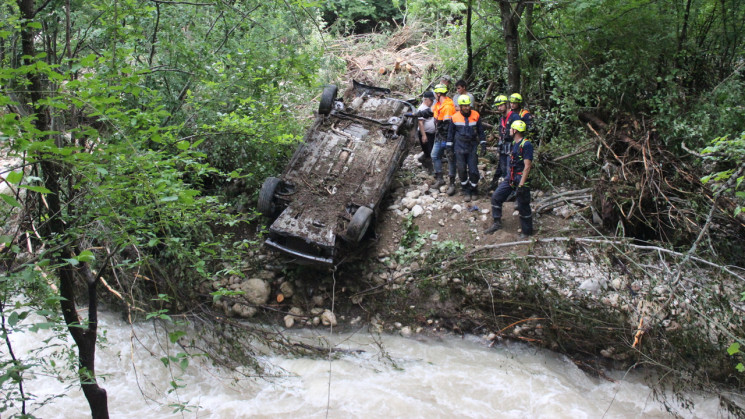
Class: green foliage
1,0,322,415
322,0,403,33
700,132,745,216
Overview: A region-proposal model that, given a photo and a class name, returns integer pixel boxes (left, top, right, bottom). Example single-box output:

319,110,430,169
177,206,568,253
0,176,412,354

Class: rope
325,264,338,418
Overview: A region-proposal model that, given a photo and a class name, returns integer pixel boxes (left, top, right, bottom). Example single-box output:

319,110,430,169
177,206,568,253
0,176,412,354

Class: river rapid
6,311,724,418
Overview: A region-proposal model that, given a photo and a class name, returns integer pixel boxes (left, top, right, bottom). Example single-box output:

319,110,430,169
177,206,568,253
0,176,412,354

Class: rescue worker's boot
519,215,533,238
433,173,445,189
462,189,472,203
484,219,502,235
447,177,457,196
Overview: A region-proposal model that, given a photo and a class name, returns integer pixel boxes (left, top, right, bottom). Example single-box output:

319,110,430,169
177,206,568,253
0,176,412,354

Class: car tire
258,177,281,218
318,84,338,115
346,206,373,243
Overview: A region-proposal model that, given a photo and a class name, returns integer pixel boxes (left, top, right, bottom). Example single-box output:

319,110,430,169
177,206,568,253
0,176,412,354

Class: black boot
447,177,457,196
433,173,445,189
484,219,502,235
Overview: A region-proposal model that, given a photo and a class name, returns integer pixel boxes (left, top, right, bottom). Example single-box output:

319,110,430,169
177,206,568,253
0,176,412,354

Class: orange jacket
432,96,455,135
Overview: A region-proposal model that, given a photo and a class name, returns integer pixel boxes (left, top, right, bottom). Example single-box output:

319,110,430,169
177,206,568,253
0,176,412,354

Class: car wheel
346,206,373,243
258,177,281,218
318,84,338,115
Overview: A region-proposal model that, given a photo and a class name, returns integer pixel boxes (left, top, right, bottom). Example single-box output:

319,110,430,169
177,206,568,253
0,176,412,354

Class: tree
1,0,320,416
497,0,529,93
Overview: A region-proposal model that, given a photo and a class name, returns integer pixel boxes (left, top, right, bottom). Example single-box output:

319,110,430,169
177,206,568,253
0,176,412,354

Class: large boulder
240,278,271,305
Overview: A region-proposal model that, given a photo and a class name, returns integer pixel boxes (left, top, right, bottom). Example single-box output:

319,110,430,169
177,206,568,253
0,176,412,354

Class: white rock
411,205,424,217
401,197,417,210
279,281,294,298
232,303,257,318
579,279,602,294
400,326,412,337
438,219,446,226
394,322,403,329
406,190,422,199
481,208,490,214
512,210,519,217
240,278,271,305
283,315,295,328
452,204,463,213
321,310,337,327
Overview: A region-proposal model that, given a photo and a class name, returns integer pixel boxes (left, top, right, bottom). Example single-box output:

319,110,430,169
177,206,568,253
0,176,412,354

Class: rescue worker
409,84,457,191
453,79,475,112
493,94,510,182
485,120,534,237
416,90,436,173
429,83,457,193
507,93,532,132
448,95,485,202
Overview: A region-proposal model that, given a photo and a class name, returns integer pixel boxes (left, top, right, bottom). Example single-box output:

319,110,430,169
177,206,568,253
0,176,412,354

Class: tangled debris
579,112,745,264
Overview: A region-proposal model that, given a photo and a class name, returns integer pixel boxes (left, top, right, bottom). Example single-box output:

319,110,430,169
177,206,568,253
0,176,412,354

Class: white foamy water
4,311,726,418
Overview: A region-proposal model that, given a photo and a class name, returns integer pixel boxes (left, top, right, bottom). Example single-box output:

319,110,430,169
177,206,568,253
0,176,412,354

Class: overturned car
258,81,416,265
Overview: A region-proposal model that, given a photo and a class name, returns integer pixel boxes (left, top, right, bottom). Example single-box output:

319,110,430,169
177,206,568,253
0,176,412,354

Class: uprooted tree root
356,237,745,415
578,112,745,265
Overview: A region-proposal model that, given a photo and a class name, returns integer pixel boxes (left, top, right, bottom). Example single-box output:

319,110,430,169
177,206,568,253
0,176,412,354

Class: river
5,311,725,418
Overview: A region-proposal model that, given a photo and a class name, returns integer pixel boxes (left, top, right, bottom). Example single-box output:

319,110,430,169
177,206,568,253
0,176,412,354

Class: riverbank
210,154,745,415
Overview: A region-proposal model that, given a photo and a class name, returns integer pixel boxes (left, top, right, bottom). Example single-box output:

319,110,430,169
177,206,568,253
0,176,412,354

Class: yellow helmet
493,95,508,106
457,95,472,105
509,93,523,103
511,120,527,132
433,84,448,94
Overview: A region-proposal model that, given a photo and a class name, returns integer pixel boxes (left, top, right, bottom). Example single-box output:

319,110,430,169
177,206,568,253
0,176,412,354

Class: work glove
479,141,486,156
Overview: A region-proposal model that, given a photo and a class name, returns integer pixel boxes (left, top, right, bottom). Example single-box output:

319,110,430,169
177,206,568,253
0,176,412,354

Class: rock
350,316,362,325
232,303,257,318
394,322,402,329
512,210,519,217
312,295,324,307
400,326,412,337
279,281,294,298
611,277,624,290
284,315,295,328
240,278,271,305
579,279,602,294
406,190,422,199
410,261,420,271
321,310,337,327
289,307,304,317
452,204,463,213
312,317,321,326
438,219,446,226
311,307,324,316
411,205,424,217
401,197,417,210
481,208,489,214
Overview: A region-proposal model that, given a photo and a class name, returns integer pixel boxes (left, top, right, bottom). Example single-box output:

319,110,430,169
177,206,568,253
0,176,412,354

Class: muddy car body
259,81,416,265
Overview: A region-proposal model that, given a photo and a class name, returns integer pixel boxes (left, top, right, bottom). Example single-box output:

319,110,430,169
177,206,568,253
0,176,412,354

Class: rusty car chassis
258,81,416,265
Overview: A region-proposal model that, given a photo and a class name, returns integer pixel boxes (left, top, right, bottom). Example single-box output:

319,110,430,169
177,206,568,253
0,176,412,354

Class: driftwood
579,112,745,262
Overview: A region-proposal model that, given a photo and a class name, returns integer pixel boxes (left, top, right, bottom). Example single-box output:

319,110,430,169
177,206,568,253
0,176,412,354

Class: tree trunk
499,0,526,93
15,1,109,417
464,0,473,82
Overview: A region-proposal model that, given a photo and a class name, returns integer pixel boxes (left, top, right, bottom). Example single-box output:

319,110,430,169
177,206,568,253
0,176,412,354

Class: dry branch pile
325,24,446,94
579,112,745,262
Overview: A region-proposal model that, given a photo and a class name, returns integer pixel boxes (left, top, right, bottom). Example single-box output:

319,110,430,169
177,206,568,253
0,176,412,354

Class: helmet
494,95,508,106
433,84,448,94
511,120,527,132
457,95,472,105
509,93,523,103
